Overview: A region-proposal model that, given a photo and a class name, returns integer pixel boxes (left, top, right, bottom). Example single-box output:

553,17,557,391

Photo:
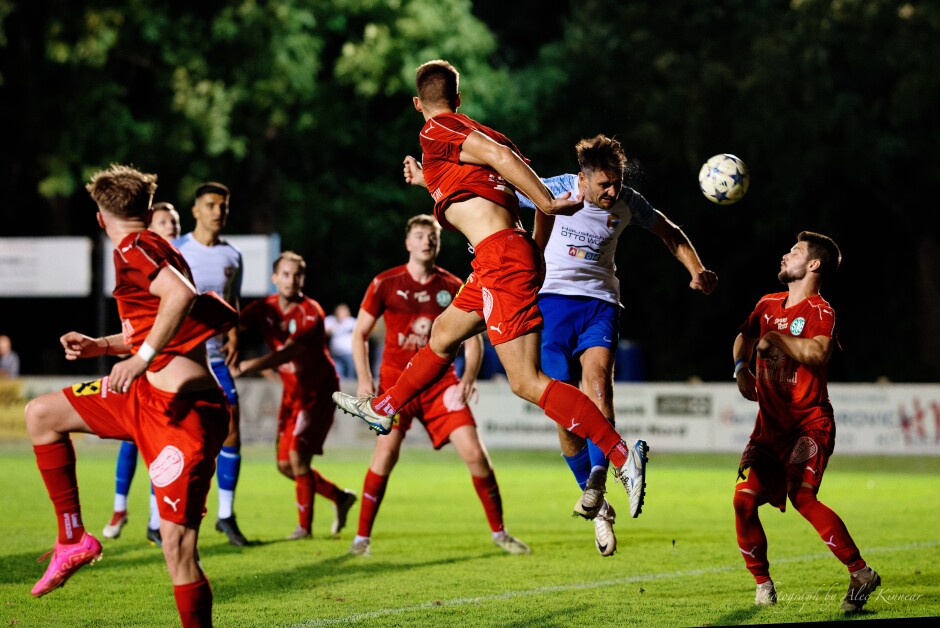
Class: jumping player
25,164,235,626
347,214,530,556
334,59,646,519
233,251,357,540
732,231,880,611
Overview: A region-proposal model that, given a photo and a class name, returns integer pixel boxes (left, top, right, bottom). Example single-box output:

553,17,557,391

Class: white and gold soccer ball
698,154,750,205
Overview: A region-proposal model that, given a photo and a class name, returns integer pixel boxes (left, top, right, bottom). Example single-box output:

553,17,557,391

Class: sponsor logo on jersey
71,380,103,397
567,245,601,261
436,290,452,307
774,317,788,330
415,290,430,303
790,317,806,336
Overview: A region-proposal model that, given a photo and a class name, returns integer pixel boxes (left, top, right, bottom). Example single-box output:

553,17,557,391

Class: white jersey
518,174,657,305
173,232,243,362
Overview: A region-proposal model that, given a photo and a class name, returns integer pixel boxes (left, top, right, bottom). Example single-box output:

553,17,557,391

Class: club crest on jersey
288,319,297,334
436,290,452,307
71,380,103,397
606,214,620,229
790,317,806,336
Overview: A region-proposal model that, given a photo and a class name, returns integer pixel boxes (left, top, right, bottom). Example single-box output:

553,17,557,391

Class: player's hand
542,191,583,216
60,332,103,360
690,269,718,295
458,378,479,405
108,355,149,394
222,335,239,367
230,361,245,378
756,332,778,356
736,368,758,401
403,155,426,188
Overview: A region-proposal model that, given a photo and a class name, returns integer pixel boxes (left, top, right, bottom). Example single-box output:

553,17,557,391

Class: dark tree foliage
0,0,936,382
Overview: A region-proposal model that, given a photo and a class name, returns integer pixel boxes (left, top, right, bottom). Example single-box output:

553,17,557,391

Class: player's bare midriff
147,346,220,394
441,197,522,248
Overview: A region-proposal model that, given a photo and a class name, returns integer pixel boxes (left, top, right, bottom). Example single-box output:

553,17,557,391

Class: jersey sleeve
517,174,577,210
359,277,386,318
738,299,765,339
806,304,837,340
420,116,475,164
622,187,657,229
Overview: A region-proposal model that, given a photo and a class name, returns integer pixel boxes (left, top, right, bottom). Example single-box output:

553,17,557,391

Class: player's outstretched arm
459,131,583,216
59,332,125,360
649,211,718,295
234,340,305,377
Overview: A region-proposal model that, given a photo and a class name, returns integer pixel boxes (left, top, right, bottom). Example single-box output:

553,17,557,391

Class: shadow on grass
0,540,167,587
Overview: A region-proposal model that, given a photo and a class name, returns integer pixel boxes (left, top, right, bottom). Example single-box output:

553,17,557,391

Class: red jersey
240,294,337,400
112,229,236,372
739,292,837,442
360,264,464,383
419,112,526,231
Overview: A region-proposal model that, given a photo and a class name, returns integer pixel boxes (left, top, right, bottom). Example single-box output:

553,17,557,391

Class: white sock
148,493,161,529
353,535,370,544
113,494,128,513
218,489,234,519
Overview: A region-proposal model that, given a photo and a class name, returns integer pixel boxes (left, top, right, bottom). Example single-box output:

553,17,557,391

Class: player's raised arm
460,131,583,216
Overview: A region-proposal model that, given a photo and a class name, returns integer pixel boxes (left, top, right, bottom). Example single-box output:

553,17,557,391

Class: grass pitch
1,440,938,626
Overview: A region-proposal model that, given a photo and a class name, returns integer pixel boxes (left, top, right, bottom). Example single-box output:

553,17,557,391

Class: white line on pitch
292,540,939,627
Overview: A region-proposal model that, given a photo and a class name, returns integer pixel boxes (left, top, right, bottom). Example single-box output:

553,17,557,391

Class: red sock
296,471,314,530
733,489,770,582
174,577,213,628
538,380,626,467
312,468,342,502
472,474,504,533
357,469,389,537
34,440,85,544
372,346,451,416
792,488,862,567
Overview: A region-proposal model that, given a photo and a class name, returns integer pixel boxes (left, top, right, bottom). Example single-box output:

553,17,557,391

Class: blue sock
217,445,241,492
587,438,610,472
562,445,592,490
115,441,139,497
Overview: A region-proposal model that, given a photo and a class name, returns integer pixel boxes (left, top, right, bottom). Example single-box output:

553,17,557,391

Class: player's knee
733,488,759,518
789,486,818,513
24,393,59,437
276,460,293,478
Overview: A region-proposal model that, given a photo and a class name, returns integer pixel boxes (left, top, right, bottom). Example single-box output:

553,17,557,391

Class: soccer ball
698,154,750,205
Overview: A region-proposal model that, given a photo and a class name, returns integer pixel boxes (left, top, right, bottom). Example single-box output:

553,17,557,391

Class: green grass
1,440,938,627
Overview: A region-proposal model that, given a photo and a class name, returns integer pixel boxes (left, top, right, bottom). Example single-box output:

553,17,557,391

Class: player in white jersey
518,135,717,555
170,181,248,545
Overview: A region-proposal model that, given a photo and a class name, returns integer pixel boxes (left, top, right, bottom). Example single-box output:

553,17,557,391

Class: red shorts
276,380,338,461
65,376,229,526
380,367,475,449
452,228,544,345
736,419,835,511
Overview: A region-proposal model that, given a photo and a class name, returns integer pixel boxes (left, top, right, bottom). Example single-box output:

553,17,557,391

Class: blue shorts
539,294,620,382
211,360,239,405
